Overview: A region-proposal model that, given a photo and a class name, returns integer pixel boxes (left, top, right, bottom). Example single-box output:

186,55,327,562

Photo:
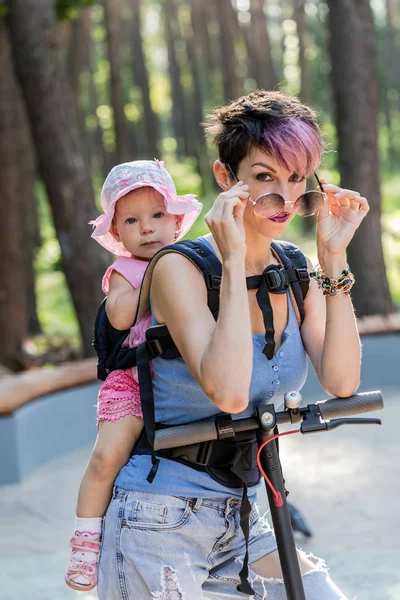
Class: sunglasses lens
253,194,284,218
297,191,325,216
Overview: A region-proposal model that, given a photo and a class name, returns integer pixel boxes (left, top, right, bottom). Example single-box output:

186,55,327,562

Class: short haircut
203,89,325,177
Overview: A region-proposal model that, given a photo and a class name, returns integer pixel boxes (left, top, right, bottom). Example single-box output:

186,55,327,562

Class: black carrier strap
271,240,309,324
243,240,309,358
134,239,223,323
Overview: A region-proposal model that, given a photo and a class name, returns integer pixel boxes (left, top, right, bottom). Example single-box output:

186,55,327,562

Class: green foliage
56,0,98,21
36,271,81,345
34,182,79,345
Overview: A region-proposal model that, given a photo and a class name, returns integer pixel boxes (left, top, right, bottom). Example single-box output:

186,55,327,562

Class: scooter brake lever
325,417,382,431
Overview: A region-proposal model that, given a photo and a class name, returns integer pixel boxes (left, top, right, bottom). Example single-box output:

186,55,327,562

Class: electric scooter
153,390,384,600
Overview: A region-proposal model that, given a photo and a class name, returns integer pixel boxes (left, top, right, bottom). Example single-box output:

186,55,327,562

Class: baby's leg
66,369,143,591
77,415,143,517
78,367,144,517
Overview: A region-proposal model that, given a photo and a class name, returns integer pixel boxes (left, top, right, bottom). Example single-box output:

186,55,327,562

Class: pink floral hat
90,159,202,256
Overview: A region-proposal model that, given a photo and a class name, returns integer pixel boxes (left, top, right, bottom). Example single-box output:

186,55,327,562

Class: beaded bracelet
309,265,355,296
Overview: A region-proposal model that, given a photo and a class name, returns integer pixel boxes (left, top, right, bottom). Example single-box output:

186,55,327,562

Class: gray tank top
115,237,308,499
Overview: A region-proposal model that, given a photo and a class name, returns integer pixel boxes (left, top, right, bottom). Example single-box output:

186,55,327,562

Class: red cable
256,429,300,507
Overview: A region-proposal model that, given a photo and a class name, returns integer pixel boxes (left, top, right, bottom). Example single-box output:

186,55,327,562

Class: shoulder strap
112,240,223,373
271,240,309,325
135,239,222,322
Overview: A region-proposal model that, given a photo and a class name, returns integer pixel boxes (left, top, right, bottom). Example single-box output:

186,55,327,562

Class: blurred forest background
0,0,399,372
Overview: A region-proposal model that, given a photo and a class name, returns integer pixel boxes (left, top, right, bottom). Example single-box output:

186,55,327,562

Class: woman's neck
244,229,273,274
203,230,273,275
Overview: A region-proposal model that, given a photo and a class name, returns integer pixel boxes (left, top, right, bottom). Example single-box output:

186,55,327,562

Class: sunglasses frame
225,164,326,218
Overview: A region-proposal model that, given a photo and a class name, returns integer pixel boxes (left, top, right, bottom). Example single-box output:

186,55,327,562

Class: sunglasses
226,164,326,218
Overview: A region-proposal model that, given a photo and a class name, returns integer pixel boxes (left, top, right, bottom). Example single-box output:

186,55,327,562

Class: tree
382,0,400,165
104,0,132,162
292,0,312,106
189,0,216,104
326,0,394,316
131,0,159,158
8,0,109,355
0,18,36,369
83,8,112,178
214,0,242,101
164,0,190,158
248,0,278,90
183,3,212,193
63,7,92,161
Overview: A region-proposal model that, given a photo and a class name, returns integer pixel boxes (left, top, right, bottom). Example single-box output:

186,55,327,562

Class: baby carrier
92,237,309,594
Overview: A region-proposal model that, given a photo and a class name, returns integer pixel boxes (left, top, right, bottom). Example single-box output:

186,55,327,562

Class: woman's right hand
205,181,249,262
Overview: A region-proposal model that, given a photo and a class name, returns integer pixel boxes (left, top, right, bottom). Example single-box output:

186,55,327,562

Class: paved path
1,335,399,600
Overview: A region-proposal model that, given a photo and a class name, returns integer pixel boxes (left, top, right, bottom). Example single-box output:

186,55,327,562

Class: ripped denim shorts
98,487,347,599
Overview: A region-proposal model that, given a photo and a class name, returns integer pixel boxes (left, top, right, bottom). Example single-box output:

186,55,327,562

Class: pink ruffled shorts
97,369,143,427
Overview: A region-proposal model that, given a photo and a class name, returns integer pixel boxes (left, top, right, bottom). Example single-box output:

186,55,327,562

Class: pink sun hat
90,159,203,256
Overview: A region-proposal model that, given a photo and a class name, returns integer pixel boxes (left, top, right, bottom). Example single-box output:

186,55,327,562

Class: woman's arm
151,182,253,414
301,256,361,398
301,178,369,398
106,271,140,330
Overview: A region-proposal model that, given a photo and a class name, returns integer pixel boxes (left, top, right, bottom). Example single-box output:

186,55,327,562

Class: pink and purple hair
203,90,326,177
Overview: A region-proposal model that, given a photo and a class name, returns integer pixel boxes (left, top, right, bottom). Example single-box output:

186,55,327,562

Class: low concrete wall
0,382,100,485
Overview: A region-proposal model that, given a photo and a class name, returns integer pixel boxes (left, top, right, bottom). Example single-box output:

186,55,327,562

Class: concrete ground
1,335,399,600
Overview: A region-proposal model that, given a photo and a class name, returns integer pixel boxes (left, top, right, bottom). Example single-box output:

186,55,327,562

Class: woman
98,90,368,599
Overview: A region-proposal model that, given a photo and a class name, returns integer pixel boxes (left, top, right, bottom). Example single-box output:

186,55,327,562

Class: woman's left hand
316,178,369,256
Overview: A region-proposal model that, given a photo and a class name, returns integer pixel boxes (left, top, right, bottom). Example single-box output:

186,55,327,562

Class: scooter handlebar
315,390,383,421
153,391,384,450
154,419,218,450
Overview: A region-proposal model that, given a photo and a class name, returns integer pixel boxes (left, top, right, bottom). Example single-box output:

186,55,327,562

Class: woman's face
234,148,308,236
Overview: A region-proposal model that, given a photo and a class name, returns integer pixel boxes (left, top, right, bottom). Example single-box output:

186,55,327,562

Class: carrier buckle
296,268,309,284
265,266,289,292
216,414,235,439
146,338,164,359
195,441,214,466
205,273,222,290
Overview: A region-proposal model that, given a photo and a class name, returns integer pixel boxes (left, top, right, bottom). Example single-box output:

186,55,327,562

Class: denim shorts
98,487,348,599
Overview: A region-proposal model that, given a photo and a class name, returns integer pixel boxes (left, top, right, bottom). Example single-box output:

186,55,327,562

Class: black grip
154,419,218,450
316,390,384,421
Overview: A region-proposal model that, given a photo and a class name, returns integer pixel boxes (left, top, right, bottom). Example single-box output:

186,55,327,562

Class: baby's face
111,187,181,260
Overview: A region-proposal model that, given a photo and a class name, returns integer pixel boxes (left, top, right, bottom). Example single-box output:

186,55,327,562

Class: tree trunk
292,0,314,235
189,0,215,104
384,0,400,165
183,9,212,194
65,9,90,134
131,0,159,158
327,0,394,316
84,10,112,179
0,19,33,370
104,0,132,162
215,0,242,101
249,0,278,90
293,0,312,106
164,0,190,158
8,0,109,355
22,182,41,337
